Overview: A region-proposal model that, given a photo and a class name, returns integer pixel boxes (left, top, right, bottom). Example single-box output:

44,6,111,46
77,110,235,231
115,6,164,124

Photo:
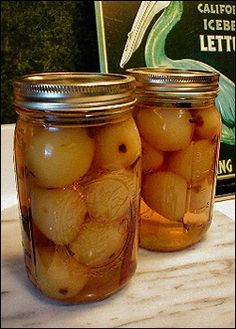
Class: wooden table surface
1,204,235,328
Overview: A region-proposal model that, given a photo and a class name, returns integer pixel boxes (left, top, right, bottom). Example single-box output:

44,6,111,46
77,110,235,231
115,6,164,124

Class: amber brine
13,72,141,303
127,68,221,251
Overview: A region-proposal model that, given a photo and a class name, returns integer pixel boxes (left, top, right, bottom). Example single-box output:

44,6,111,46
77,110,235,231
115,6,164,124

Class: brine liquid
134,103,221,251
14,115,141,303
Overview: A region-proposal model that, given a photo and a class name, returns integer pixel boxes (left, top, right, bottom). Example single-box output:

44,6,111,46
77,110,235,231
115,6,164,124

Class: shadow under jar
127,67,221,252
13,72,142,304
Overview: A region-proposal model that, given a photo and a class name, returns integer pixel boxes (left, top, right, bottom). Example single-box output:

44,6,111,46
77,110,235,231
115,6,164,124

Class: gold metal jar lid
13,72,136,113
126,67,219,101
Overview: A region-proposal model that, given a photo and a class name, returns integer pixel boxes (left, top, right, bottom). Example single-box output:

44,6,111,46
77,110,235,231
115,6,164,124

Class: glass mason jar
13,72,142,303
127,68,221,252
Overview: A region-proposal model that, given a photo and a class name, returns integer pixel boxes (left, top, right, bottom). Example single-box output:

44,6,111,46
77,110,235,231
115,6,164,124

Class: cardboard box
95,0,235,198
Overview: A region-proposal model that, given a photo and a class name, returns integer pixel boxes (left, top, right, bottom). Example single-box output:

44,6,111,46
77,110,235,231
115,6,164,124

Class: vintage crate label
95,0,235,197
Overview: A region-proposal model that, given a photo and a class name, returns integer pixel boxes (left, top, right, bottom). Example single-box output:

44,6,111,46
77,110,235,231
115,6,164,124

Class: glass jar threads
127,68,221,252
13,72,142,303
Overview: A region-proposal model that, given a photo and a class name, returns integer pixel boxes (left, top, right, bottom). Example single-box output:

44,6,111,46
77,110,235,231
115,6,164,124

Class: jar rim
126,67,219,101
13,72,136,112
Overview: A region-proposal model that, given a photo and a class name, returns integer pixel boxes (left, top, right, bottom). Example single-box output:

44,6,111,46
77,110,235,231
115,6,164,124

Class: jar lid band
126,67,219,100
13,72,136,111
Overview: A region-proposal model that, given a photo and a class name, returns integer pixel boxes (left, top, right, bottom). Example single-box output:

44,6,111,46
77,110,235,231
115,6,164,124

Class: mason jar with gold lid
127,67,221,252
13,72,142,303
